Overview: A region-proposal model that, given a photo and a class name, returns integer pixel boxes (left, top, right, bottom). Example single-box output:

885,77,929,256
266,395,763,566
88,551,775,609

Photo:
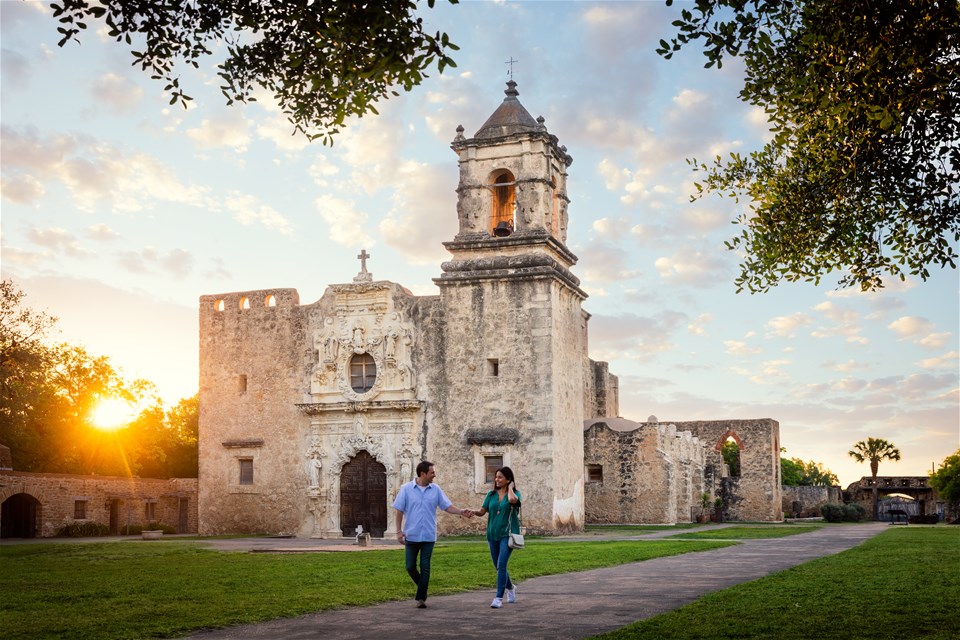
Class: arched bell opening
490,170,516,236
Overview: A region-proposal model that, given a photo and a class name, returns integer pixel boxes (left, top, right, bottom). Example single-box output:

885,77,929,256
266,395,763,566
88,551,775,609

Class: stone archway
339,450,387,538
1,493,41,538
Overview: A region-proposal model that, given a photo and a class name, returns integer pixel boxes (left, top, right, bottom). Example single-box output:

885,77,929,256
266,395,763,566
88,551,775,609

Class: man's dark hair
416,461,434,477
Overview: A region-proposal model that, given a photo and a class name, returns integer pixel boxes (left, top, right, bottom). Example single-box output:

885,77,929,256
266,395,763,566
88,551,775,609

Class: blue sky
2,0,957,485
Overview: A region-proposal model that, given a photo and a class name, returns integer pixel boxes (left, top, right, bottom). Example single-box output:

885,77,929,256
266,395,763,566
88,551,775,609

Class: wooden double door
340,450,387,537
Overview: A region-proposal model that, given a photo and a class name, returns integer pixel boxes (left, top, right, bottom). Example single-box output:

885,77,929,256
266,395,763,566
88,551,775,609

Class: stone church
197,81,782,538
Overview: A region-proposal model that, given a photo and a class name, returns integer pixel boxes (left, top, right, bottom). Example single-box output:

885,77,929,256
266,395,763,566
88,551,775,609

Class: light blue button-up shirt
393,480,453,542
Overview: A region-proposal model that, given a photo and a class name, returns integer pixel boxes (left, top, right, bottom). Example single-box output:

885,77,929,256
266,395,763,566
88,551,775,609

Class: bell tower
428,81,589,533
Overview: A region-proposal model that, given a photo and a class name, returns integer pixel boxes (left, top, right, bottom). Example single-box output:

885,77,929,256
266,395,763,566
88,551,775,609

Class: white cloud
724,340,761,357
116,247,194,279
315,194,374,248
86,223,120,241
186,111,251,151
687,313,712,336
224,192,293,236
26,226,91,258
766,312,814,338
90,72,143,114
918,351,959,370
379,161,457,265
654,247,731,287
888,315,934,338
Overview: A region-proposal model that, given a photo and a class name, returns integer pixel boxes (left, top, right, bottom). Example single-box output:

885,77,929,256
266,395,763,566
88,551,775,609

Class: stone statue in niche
306,447,325,489
352,325,365,353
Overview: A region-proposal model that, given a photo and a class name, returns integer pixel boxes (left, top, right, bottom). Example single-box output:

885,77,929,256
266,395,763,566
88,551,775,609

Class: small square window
74,500,87,519
239,459,254,485
484,455,503,483
238,374,247,393
586,464,603,483
487,359,499,377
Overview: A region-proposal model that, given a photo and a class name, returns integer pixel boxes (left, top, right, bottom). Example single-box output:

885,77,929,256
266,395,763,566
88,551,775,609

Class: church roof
474,80,542,139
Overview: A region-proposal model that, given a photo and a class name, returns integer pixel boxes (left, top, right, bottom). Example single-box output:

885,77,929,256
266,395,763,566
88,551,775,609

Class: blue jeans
488,537,514,598
404,540,435,601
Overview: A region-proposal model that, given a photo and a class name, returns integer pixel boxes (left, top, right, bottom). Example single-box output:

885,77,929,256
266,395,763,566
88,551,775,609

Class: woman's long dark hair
496,466,517,492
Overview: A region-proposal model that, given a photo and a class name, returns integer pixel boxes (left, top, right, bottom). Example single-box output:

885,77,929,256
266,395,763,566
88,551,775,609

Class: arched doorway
340,450,387,538
1,493,41,538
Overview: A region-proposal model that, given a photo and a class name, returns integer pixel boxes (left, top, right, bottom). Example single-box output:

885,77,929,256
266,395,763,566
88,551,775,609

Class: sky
1,0,957,487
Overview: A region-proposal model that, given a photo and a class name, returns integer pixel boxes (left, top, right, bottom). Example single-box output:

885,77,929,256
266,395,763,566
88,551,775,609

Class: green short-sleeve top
482,490,522,542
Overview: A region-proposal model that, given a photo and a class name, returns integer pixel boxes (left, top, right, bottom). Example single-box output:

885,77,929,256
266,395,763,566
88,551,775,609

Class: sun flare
90,398,136,431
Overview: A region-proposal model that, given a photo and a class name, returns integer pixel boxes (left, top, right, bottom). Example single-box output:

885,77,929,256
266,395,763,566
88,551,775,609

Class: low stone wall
781,485,841,518
0,470,198,538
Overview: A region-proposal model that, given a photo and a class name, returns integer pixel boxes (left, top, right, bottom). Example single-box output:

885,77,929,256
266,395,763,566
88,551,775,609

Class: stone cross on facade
353,249,372,283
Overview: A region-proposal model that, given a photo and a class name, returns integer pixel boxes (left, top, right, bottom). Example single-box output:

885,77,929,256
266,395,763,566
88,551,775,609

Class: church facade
197,82,781,537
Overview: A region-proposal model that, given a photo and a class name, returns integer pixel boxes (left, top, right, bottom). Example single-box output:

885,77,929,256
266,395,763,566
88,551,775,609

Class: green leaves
659,0,959,292
51,0,461,144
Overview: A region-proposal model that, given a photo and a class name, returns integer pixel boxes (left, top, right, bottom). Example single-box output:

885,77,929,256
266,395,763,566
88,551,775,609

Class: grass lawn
0,537,732,640
592,526,960,640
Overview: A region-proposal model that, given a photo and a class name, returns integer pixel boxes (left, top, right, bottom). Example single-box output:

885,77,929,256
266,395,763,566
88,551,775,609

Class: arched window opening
239,297,250,310
722,436,741,477
350,353,377,393
214,299,225,312
264,294,276,307
491,171,515,235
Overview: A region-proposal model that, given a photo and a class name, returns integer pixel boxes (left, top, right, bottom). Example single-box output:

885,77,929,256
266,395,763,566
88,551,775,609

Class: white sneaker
490,597,503,609
507,587,516,603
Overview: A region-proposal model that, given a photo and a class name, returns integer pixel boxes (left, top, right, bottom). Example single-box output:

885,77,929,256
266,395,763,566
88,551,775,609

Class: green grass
592,527,960,640
669,525,821,539
0,538,732,640
584,523,701,533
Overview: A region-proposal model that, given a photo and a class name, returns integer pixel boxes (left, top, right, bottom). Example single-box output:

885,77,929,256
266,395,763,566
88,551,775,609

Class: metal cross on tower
505,56,519,79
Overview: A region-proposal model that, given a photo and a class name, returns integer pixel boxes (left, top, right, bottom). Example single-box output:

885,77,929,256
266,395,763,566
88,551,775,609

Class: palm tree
849,437,902,520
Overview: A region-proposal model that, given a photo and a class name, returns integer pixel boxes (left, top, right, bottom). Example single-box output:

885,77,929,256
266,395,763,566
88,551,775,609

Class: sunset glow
90,398,136,431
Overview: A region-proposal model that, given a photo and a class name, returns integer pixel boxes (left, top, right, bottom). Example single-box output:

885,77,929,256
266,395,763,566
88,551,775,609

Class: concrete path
183,523,886,640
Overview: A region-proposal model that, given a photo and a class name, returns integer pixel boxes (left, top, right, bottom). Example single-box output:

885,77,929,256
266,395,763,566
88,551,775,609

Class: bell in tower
450,80,574,245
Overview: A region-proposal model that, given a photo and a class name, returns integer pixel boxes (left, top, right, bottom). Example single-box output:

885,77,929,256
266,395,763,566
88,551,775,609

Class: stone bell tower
426,80,588,533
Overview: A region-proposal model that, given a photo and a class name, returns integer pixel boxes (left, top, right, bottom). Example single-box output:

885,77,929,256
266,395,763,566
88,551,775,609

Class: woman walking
471,466,522,608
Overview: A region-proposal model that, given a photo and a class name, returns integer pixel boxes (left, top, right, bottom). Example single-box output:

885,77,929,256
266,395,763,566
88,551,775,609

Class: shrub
843,503,866,522
820,503,846,522
56,522,110,537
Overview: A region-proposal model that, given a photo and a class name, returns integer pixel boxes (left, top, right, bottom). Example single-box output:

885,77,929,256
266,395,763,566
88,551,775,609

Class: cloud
654,246,731,287
918,351,959,370
186,111,251,151
766,312,814,338
90,72,144,114
888,315,951,348
315,194,375,248
811,300,866,343
589,310,687,362
0,172,44,204
26,226,91,258
724,340,761,357
579,239,641,283
1,125,212,212
687,313,712,336
225,192,294,236
379,161,458,265
116,247,194,279
86,223,121,242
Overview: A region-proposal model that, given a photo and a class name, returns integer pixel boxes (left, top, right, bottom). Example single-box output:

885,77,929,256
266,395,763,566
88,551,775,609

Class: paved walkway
182,523,886,640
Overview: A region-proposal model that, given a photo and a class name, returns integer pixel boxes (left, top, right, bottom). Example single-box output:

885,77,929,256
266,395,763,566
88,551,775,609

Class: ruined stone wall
198,288,308,535
0,471,197,537
585,359,619,419
583,420,706,524
669,419,783,522
781,485,842,518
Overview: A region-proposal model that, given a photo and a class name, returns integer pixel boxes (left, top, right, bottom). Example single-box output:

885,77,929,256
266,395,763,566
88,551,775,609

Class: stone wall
668,419,783,522
583,419,706,524
0,470,197,537
781,485,842,518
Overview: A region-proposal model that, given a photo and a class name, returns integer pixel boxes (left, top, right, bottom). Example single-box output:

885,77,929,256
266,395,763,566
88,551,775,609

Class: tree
929,449,960,512
51,0,460,144
0,280,197,477
849,437,901,520
781,455,838,486
658,0,959,292
721,438,741,476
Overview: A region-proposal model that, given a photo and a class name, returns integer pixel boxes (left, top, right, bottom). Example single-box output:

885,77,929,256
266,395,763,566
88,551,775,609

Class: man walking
393,461,472,608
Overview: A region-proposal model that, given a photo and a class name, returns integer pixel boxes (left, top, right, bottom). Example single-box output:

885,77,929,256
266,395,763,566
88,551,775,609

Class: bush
56,522,110,537
821,502,866,522
843,503,866,522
